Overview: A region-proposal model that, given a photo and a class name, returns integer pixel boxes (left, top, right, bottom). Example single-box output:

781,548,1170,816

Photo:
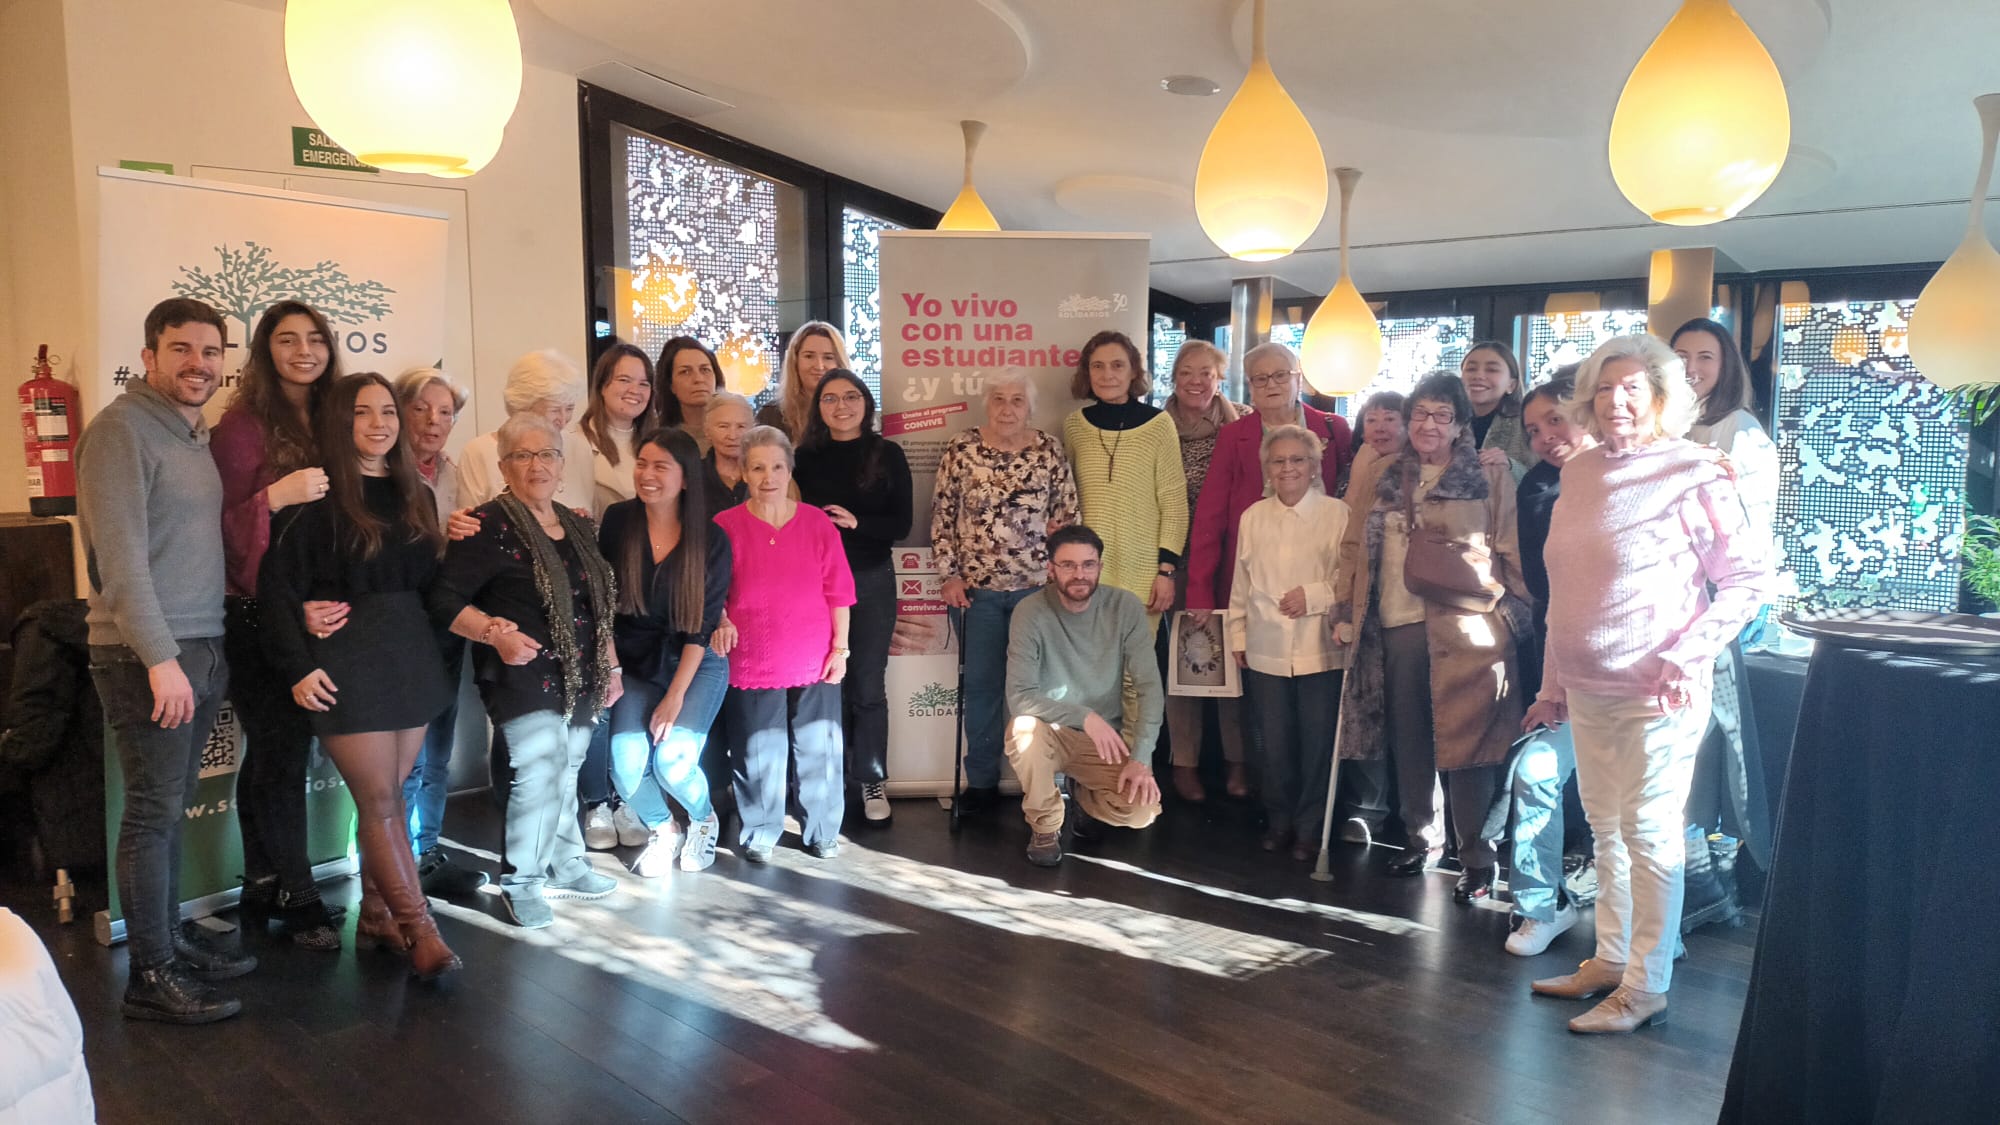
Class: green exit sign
292,126,378,174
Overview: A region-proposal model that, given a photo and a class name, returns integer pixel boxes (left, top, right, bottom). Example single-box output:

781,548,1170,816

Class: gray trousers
91,638,229,970
495,711,593,897
1381,623,1505,870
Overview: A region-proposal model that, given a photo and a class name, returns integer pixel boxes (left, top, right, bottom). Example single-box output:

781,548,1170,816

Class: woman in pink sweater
1523,335,1774,1035
714,426,856,863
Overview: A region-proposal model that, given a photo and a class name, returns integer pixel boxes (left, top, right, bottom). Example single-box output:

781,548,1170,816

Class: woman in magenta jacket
1185,340,1351,621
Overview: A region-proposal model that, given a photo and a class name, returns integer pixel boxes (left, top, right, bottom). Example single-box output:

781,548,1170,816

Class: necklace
1095,424,1125,479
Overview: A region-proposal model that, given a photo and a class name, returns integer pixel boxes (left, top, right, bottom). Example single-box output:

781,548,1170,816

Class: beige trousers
1005,716,1163,835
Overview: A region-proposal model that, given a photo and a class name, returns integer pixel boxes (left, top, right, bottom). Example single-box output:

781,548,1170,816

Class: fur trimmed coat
1332,436,1531,771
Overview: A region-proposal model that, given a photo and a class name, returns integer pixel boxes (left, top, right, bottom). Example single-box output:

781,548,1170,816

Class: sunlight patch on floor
1065,853,1439,937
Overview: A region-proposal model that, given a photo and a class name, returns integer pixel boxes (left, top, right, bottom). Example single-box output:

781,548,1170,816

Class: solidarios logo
907,682,958,718
173,241,399,382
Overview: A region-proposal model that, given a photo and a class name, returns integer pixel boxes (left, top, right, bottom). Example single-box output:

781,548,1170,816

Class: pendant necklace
1096,424,1125,480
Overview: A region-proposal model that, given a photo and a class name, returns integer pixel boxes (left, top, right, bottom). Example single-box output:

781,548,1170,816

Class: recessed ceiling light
1161,75,1220,96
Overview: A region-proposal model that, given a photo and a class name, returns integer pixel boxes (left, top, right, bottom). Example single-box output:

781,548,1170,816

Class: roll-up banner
91,168,449,943
876,231,1150,795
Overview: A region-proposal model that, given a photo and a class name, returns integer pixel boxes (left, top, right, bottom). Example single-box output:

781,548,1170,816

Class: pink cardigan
1186,405,1352,610
1540,439,1775,706
209,408,283,598
714,502,857,690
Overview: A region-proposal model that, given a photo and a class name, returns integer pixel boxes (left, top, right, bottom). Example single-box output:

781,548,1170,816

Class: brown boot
1225,761,1251,799
1172,765,1206,802
1531,957,1627,1000
358,816,462,982
354,869,405,954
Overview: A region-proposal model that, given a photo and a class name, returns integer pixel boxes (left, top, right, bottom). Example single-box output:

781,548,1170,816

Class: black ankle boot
124,962,242,1024
276,891,342,952
417,848,491,897
236,876,279,930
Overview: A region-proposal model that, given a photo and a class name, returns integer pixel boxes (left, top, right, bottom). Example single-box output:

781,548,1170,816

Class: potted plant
1963,514,2000,616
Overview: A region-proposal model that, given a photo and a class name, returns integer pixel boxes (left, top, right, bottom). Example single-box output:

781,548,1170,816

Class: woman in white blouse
1227,424,1348,861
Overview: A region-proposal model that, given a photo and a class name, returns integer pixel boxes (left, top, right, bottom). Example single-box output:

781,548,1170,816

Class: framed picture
1166,610,1241,698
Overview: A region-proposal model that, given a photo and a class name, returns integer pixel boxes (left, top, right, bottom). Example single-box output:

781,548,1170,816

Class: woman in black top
259,372,458,979
428,412,623,930
793,369,912,823
599,430,732,876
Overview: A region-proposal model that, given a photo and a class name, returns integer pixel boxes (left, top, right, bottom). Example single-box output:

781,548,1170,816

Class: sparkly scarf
496,492,618,721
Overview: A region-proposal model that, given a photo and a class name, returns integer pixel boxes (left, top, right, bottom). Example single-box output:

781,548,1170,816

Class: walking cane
1309,683,1346,883
947,606,968,835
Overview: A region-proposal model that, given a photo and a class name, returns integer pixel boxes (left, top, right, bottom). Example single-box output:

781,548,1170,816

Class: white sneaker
632,829,681,877
862,782,891,823
612,802,650,848
1505,904,1579,957
582,803,617,851
680,814,719,872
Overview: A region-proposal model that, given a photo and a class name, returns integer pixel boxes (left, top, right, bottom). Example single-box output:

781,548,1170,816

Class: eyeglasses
1051,560,1101,575
820,392,866,407
1266,454,1313,468
1410,408,1457,426
1247,370,1298,388
503,449,564,466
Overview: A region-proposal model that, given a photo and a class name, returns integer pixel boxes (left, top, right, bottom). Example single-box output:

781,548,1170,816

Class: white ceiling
523,0,2000,303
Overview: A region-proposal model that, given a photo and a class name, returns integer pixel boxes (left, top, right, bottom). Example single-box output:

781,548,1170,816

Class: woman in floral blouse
932,369,1079,811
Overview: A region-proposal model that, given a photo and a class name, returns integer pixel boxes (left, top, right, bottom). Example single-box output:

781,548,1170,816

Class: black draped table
1721,611,2000,1125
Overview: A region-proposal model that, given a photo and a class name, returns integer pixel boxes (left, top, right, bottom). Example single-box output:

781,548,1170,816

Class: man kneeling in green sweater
1004,524,1164,866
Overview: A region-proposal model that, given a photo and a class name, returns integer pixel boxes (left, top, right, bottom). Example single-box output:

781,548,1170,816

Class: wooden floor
12,794,1754,1125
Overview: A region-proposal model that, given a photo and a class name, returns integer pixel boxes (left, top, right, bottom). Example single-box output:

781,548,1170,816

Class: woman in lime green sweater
1061,331,1188,629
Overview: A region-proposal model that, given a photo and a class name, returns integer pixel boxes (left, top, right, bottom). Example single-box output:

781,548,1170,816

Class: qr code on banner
198,705,242,779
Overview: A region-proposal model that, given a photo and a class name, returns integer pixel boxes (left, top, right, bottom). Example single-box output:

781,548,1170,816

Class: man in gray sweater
77,297,254,1023
1005,524,1163,866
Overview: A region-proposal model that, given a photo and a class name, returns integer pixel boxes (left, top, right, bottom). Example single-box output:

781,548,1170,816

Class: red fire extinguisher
19,345,79,517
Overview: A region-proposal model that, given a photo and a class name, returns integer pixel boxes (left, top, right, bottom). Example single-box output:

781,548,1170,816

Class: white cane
1309,677,1346,884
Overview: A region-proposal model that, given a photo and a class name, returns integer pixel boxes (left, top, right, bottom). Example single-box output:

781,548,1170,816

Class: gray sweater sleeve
1004,597,1092,731
78,419,179,667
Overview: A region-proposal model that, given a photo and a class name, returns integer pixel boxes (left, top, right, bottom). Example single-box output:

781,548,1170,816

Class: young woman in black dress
259,372,460,980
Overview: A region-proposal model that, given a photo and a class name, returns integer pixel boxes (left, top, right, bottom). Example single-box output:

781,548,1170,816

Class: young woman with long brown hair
258,372,459,979
211,300,343,951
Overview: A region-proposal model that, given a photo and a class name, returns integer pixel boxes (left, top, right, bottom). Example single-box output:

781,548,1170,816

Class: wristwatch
830,647,851,658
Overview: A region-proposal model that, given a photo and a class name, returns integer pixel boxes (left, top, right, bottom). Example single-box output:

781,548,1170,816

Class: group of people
76,293,1774,1041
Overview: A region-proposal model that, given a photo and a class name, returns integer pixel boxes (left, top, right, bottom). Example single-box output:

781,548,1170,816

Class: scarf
495,492,619,721
1165,394,1243,443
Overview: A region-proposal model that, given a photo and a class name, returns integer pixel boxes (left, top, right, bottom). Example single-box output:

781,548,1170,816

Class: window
1774,299,1967,612
610,123,807,401
842,207,902,401
1522,309,1654,384
1149,313,1188,403
1334,315,1478,421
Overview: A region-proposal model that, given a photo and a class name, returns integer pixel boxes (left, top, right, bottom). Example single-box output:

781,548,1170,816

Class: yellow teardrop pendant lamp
1909,94,2000,391
1195,0,1327,261
938,121,1001,231
1301,168,1382,396
285,0,523,178
1609,0,1790,225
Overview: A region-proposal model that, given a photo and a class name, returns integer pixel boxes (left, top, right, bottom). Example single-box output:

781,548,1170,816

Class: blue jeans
578,714,613,807
89,639,229,970
493,711,593,894
958,586,1037,789
608,650,727,828
728,683,843,850
1509,722,1577,922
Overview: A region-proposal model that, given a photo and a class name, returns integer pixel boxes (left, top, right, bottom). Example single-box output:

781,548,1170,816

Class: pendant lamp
285,0,523,178
1300,168,1382,396
1608,0,1789,225
1908,94,2000,390
1194,0,1327,261
938,121,1001,231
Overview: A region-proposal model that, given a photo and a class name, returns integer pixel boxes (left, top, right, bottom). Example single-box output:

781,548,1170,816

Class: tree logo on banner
907,681,959,718
172,241,396,341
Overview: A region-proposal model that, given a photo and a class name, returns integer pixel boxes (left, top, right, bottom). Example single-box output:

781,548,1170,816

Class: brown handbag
1399,463,1500,614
